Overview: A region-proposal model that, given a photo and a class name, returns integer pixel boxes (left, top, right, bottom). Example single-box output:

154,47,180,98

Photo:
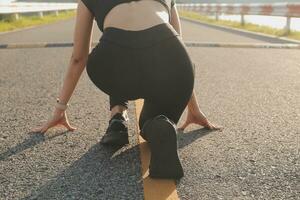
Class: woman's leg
135,26,194,179
138,100,161,132
138,36,194,126
138,98,189,179
86,24,194,179
109,96,128,112
109,96,129,119
138,97,189,135
86,38,134,145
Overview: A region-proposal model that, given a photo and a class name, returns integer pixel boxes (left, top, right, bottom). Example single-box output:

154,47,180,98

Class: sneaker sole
146,116,184,179
100,131,129,146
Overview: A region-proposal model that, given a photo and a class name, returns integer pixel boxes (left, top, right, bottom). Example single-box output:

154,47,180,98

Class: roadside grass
178,10,300,41
1,9,299,41
0,10,76,32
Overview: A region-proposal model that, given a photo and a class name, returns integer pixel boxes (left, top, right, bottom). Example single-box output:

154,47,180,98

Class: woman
32,0,222,179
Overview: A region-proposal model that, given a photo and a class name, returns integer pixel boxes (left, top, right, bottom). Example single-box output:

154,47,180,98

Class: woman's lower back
103,0,170,31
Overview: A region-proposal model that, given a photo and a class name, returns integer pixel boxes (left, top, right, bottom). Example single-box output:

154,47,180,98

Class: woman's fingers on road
31,125,43,133
30,118,76,134
177,120,223,132
30,123,50,134
177,121,190,131
177,127,185,132
35,120,55,133
60,114,77,131
204,121,223,131
59,120,77,131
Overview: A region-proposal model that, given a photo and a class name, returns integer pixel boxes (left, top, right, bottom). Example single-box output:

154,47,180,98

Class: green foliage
0,10,76,32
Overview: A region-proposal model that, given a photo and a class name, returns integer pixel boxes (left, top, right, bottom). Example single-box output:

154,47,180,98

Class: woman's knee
137,100,184,131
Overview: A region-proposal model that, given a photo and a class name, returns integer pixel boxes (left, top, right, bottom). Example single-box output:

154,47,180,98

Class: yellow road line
134,99,179,200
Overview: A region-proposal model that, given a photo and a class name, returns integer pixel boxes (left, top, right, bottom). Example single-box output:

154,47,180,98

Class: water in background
211,14,300,31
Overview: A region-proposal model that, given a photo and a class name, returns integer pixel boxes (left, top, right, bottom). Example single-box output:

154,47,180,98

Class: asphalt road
0,18,299,200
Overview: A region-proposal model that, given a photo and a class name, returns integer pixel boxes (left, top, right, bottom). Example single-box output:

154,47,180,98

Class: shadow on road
0,131,69,161
21,142,143,200
177,128,219,149
14,128,218,199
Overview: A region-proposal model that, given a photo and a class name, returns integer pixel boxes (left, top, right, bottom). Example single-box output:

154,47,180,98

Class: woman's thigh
141,37,194,95
86,39,143,100
137,36,195,128
141,36,194,108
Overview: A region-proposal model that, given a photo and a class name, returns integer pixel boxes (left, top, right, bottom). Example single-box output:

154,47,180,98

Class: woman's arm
31,1,94,133
169,5,200,115
57,0,94,105
170,4,182,36
169,6,222,131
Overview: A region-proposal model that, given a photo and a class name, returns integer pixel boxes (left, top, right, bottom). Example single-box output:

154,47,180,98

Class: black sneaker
142,115,184,179
100,113,129,146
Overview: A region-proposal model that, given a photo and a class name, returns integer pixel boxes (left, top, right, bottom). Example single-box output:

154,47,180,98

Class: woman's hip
86,24,194,97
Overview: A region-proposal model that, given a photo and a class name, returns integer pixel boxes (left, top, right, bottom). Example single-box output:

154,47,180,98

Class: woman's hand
31,108,77,134
178,109,223,132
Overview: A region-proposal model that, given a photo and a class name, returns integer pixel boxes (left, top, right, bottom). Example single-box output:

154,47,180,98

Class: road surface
0,18,299,200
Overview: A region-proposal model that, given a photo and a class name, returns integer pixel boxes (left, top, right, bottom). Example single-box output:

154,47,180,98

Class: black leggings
86,23,195,130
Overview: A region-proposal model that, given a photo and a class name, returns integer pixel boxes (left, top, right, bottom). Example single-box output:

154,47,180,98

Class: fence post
13,13,19,20
215,12,219,21
38,11,43,18
283,16,291,35
55,10,59,16
5,13,19,21
241,14,245,26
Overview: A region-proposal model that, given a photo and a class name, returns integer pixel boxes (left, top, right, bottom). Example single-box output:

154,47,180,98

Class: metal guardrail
177,3,300,34
0,2,77,20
